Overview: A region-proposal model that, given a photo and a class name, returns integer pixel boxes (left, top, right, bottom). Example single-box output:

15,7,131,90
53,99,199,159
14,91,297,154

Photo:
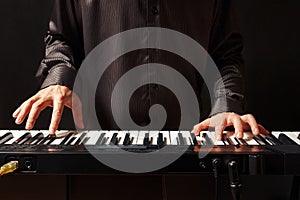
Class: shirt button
151,6,159,15
144,55,150,62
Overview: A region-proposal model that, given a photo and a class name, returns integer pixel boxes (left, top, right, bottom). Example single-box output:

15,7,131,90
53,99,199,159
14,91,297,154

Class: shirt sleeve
35,0,83,90
208,0,245,116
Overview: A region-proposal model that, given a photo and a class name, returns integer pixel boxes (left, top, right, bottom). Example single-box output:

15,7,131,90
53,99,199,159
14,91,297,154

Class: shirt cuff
41,65,77,90
210,97,244,117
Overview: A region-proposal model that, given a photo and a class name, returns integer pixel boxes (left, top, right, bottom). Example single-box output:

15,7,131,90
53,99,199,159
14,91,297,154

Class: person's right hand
12,85,84,135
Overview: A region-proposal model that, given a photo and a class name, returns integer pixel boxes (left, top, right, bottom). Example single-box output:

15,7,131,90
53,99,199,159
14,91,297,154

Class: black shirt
36,0,245,130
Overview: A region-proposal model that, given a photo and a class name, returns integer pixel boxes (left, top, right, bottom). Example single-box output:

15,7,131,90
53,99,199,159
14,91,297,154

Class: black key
190,133,199,146
123,133,131,146
25,132,44,145
278,133,298,145
157,133,164,146
143,133,150,146
66,137,76,145
258,135,271,145
266,134,282,145
254,136,266,145
226,137,234,145
234,138,241,148
59,132,74,145
14,132,32,145
109,133,119,145
0,132,13,145
40,135,56,145
74,133,87,145
178,133,185,145
297,133,300,141
221,134,228,145
47,135,56,145
96,133,106,145
202,132,213,145
81,137,90,145
238,138,248,146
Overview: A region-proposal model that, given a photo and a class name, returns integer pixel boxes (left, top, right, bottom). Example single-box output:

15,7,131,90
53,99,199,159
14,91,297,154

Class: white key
28,131,45,145
170,131,188,145
170,131,180,145
235,138,248,146
214,140,226,146
228,135,240,146
0,130,14,144
55,130,72,138
195,136,203,145
117,131,128,145
245,138,260,145
180,131,193,145
5,130,30,144
128,131,139,145
104,131,119,145
200,131,218,146
285,132,300,145
272,131,282,141
150,131,170,145
70,131,87,145
272,131,300,145
84,131,105,145
136,131,149,145
0,130,10,137
239,132,260,146
50,137,68,145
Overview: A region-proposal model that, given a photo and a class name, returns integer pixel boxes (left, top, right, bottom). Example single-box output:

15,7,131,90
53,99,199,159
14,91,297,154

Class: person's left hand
192,112,269,140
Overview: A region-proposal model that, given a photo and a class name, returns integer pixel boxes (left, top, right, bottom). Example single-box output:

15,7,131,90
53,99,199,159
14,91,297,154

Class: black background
0,0,299,131
0,1,298,200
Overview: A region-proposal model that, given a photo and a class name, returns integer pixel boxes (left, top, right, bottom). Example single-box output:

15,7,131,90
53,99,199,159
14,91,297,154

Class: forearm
209,0,245,116
210,64,245,116
35,0,83,90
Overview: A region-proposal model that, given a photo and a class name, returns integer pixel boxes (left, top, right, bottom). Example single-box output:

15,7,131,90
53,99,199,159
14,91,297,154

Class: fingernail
191,129,196,134
15,118,20,124
237,132,243,138
78,124,84,129
49,129,55,135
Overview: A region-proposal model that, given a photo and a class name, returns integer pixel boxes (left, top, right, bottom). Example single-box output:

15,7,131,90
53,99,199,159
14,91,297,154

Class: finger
208,113,227,140
258,124,270,135
25,101,49,130
12,107,21,118
193,119,210,136
15,99,35,124
215,122,226,141
213,117,227,141
241,114,260,135
231,116,244,139
49,100,64,135
65,94,85,129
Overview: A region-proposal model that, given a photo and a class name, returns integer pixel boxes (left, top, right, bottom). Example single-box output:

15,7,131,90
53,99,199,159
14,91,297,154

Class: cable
212,158,222,200
66,175,72,200
228,161,242,200
0,161,19,176
161,175,168,200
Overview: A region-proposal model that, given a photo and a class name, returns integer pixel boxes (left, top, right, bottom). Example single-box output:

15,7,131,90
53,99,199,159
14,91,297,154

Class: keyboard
0,130,299,175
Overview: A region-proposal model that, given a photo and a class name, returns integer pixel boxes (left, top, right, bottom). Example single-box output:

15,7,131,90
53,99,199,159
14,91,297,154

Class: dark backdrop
0,0,299,131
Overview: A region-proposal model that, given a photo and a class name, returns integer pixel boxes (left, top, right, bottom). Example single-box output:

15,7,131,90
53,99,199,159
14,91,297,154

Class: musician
12,0,268,138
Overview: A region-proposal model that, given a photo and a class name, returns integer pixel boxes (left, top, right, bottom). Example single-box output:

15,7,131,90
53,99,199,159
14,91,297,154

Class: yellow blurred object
0,161,18,176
